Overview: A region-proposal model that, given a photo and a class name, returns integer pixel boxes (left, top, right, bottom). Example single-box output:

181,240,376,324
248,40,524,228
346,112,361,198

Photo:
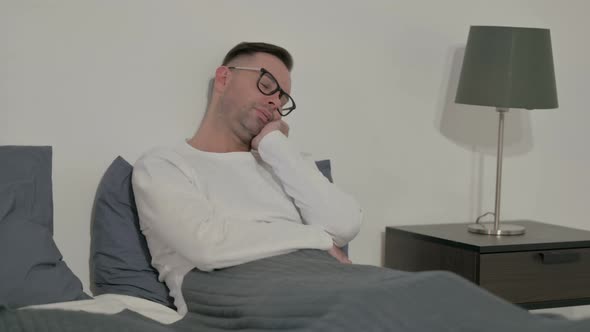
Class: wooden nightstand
385,220,590,309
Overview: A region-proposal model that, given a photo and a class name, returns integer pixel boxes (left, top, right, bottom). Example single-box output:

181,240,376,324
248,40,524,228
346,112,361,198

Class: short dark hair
222,42,293,71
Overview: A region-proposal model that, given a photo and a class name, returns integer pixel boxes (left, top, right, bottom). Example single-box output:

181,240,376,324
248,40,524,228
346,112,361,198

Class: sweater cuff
315,229,335,250
257,130,290,157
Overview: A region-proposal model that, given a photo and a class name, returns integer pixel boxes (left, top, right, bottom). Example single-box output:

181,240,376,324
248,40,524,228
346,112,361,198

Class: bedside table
384,220,590,309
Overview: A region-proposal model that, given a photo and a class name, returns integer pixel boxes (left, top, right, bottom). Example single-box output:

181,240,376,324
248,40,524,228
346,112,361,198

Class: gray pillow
0,146,53,232
91,156,174,308
315,159,333,183
0,146,88,307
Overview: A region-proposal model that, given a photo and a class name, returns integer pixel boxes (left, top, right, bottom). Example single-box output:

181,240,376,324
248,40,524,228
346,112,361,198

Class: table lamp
455,26,558,235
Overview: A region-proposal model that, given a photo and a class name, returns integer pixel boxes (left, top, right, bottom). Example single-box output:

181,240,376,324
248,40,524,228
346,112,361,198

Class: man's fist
328,244,352,264
251,120,289,150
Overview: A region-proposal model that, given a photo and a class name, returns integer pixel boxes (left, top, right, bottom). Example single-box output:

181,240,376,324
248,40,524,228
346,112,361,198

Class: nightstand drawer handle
539,252,580,264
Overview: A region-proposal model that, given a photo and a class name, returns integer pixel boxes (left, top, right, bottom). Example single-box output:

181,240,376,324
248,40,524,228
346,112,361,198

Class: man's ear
213,66,231,93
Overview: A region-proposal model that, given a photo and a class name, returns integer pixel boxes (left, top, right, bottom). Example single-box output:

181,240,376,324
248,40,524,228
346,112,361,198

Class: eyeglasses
227,66,296,116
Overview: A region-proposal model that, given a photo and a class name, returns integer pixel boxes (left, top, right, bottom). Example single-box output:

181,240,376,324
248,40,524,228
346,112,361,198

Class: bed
2,145,590,331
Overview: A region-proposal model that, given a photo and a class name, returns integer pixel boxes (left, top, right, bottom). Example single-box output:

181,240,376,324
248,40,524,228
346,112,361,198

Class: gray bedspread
2,249,590,331
0,306,174,332
178,249,589,331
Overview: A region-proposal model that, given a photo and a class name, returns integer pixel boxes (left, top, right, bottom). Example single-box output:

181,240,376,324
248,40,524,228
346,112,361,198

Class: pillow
315,159,334,183
91,156,174,308
0,146,88,307
0,146,53,231
90,156,338,309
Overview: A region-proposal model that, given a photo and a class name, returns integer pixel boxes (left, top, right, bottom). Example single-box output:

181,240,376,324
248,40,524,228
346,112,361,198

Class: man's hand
328,244,352,264
251,120,289,150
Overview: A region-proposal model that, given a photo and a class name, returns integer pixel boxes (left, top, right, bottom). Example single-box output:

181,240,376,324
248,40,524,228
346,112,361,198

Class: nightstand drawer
480,248,590,304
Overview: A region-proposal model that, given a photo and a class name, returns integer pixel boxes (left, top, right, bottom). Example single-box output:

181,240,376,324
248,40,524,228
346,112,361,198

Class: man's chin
249,121,265,136
241,118,264,141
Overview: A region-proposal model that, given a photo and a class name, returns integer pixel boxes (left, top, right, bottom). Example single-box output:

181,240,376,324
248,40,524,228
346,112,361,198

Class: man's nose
266,92,282,112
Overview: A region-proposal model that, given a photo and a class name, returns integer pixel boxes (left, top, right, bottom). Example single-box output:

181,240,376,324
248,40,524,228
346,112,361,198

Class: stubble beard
233,103,265,147
218,96,259,144
241,103,265,134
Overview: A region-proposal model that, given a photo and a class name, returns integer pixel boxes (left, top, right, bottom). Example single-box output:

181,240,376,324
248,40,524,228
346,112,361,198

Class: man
132,42,363,315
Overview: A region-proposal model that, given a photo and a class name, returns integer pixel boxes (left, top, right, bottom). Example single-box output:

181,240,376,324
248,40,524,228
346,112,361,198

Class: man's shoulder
135,142,189,167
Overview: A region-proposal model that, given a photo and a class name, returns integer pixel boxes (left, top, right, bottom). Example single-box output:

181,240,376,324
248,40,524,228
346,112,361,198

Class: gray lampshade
455,26,558,110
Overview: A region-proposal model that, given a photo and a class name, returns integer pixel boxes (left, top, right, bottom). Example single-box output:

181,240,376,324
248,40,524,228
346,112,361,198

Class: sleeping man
132,42,362,316
131,42,590,331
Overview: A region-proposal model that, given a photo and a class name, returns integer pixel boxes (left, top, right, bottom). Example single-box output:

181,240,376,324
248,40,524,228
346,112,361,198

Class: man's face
219,53,292,140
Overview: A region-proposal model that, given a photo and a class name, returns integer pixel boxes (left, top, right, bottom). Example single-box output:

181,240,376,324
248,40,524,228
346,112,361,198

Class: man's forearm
257,131,362,247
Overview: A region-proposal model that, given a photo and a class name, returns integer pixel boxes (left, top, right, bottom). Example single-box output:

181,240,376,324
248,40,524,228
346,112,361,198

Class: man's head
201,42,295,151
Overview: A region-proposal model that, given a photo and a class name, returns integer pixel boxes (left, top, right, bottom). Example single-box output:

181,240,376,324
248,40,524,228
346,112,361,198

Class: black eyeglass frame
227,66,296,116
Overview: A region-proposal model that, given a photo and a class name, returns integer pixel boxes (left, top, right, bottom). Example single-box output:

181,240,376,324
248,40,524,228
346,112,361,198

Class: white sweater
132,131,362,315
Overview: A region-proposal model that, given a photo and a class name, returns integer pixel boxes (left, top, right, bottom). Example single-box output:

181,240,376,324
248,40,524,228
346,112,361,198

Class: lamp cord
475,212,495,224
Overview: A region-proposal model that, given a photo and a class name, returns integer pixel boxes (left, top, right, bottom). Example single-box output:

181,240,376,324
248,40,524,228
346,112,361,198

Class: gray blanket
2,250,590,331
178,249,589,331
0,306,174,332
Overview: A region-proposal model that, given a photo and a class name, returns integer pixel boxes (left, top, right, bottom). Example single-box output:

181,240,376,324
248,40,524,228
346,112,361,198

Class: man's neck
188,117,250,153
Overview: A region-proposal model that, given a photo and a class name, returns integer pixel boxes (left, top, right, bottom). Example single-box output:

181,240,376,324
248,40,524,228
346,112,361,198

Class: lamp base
467,223,525,236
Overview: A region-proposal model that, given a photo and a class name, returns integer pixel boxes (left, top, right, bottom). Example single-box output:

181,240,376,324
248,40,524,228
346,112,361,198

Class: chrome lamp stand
467,108,526,236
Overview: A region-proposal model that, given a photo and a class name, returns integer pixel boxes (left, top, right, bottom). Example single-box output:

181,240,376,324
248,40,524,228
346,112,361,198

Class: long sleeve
257,131,363,247
132,148,333,272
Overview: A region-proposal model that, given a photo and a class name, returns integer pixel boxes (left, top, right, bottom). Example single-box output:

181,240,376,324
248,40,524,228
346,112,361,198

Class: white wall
2,0,589,319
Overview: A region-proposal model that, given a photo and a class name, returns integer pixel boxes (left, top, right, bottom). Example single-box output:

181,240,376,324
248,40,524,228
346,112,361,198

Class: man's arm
132,149,333,272
255,129,363,248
